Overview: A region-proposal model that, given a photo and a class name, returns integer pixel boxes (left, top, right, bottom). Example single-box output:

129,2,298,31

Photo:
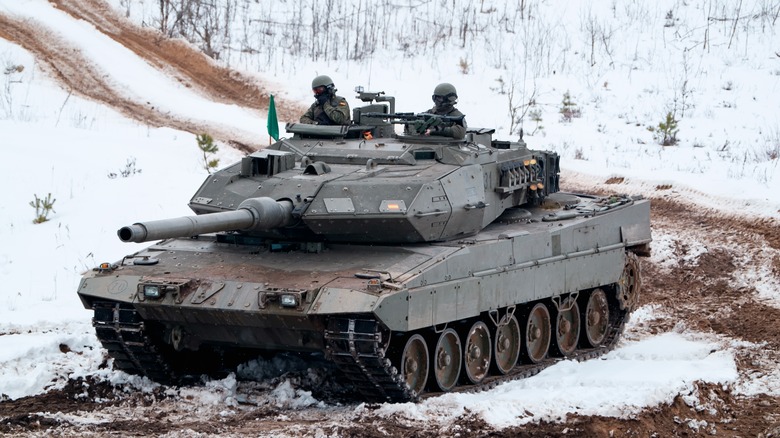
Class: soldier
407,82,467,139
300,75,351,125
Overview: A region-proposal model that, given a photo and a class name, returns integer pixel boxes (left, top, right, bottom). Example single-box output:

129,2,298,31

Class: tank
77,88,651,402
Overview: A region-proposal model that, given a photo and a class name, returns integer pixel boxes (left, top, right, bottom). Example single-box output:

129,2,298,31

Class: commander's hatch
240,149,296,177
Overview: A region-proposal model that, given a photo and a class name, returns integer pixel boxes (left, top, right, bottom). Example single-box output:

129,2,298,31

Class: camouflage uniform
405,82,467,139
300,95,351,125
300,75,352,125
425,105,466,139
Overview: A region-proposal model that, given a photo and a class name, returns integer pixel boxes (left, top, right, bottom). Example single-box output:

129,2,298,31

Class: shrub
108,157,142,179
196,133,219,173
528,108,544,135
559,91,581,123
30,193,56,224
458,57,470,74
656,112,680,146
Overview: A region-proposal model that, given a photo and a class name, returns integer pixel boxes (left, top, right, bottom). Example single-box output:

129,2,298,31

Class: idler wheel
617,252,642,311
432,328,462,391
493,314,521,374
553,298,580,356
462,321,491,384
523,303,551,363
400,334,429,395
583,288,610,347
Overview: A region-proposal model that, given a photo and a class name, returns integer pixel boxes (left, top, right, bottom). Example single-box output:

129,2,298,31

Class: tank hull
78,193,650,400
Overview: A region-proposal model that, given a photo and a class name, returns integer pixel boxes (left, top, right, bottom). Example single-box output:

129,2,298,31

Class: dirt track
0,0,305,153
2,1,780,436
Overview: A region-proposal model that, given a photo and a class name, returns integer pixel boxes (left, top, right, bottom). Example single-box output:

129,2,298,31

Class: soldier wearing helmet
406,83,467,139
300,75,352,125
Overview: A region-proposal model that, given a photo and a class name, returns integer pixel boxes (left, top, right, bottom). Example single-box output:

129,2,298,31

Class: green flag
267,94,279,141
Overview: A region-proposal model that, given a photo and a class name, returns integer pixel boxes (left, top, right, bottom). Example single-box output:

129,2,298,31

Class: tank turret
117,95,560,245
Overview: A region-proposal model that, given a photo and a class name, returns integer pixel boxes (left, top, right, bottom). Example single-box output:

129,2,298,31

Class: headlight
143,285,162,298
280,294,298,308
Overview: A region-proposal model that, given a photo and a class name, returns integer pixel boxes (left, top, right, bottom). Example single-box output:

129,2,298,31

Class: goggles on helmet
313,86,328,96
432,93,455,105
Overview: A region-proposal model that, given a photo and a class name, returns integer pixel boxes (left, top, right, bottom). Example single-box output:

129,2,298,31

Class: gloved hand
427,117,442,129
316,93,330,106
413,116,442,134
412,120,427,134
315,111,332,125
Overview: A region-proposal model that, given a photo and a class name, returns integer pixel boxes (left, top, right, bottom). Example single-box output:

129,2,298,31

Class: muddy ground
2,1,780,436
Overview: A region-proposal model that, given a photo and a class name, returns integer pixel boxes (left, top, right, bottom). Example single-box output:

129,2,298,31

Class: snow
1,0,262,141
377,332,736,428
0,321,104,400
1,0,779,429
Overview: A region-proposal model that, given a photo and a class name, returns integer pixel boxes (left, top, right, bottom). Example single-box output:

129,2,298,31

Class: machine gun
354,86,396,113
361,112,465,135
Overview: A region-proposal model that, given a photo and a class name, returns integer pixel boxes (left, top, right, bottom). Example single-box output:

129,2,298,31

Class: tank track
324,318,417,402
325,307,628,403
92,300,627,403
92,301,174,383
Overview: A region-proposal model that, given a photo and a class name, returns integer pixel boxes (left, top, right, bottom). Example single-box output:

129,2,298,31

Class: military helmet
432,82,457,105
312,75,334,88
312,75,335,96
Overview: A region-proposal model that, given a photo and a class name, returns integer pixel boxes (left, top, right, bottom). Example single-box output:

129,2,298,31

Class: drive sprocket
617,251,641,311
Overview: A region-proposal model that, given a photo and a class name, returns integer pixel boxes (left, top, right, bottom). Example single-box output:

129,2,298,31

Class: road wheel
523,303,551,363
462,321,491,384
400,334,428,395
583,288,610,347
432,328,461,391
553,297,580,356
493,314,521,374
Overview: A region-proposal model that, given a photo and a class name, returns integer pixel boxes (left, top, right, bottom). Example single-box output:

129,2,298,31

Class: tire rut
0,0,307,153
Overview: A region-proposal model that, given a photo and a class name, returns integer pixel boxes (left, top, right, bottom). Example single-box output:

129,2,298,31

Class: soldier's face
433,95,447,106
313,86,327,96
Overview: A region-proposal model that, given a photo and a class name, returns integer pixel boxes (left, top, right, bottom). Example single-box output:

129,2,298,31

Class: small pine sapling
528,108,544,135
197,133,220,173
30,192,56,224
656,112,680,146
559,91,581,123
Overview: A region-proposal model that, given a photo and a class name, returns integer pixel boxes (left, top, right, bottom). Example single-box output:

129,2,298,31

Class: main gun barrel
118,197,293,243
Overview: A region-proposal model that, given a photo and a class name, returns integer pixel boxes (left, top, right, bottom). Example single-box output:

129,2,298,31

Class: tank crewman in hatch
300,75,352,125
406,82,467,139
